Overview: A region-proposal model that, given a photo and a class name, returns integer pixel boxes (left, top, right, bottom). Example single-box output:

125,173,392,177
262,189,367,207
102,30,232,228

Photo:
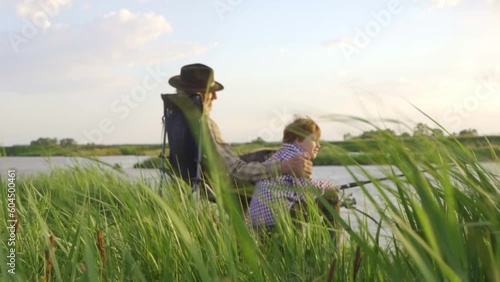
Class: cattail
353,245,362,281
13,209,19,235
45,232,55,282
327,259,337,282
80,263,87,272
97,230,107,270
44,249,51,282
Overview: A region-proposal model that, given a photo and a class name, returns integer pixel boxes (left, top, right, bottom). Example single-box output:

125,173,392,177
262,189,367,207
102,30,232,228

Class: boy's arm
311,180,340,193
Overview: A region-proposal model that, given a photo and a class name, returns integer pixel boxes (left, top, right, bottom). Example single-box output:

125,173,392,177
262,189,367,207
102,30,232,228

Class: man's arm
217,142,281,182
207,118,312,182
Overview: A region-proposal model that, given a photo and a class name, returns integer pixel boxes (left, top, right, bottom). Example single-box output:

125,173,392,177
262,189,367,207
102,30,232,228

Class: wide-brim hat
168,63,224,92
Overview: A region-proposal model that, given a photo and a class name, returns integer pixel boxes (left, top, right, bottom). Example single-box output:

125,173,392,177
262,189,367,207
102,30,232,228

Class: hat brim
168,76,224,92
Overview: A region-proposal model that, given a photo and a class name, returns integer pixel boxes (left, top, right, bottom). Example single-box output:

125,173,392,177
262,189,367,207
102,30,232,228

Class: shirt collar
282,143,304,153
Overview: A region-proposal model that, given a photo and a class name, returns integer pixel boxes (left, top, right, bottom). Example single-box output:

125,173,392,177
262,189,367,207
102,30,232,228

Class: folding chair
159,92,274,208
159,92,207,199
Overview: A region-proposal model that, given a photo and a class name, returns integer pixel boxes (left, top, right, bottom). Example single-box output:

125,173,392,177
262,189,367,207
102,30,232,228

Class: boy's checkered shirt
247,143,337,227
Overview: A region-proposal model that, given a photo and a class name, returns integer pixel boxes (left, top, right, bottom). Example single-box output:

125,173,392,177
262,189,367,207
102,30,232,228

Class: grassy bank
2,144,162,157
1,122,499,281
3,136,500,161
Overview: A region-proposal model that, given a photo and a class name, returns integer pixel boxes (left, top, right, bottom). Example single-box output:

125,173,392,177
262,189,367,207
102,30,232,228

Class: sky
0,0,499,146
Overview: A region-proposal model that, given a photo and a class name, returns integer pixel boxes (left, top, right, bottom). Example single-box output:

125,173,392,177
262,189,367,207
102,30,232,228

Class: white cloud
13,0,73,29
89,9,172,48
321,37,354,48
0,9,217,95
82,2,92,10
277,48,287,56
430,0,461,8
412,0,460,8
413,0,497,8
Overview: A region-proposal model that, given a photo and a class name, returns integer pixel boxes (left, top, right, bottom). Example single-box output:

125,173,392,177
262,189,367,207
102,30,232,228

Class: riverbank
3,136,499,166
133,137,500,168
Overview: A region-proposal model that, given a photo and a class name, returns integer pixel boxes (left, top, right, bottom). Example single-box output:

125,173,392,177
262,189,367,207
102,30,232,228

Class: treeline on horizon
2,124,500,164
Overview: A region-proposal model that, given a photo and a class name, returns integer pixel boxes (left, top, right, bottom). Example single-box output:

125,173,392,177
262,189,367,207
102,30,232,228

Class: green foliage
60,138,77,146
3,132,500,166
3,145,69,156
470,147,500,161
30,137,58,146
119,147,139,156
413,122,432,137
3,144,162,157
312,143,389,165
458,129,479,137
134,157,163,169
1,117,499,281
250,137,267,145
358,129,396,140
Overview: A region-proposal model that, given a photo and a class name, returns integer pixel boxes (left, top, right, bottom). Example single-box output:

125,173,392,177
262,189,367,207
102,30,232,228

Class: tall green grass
1,119,499,281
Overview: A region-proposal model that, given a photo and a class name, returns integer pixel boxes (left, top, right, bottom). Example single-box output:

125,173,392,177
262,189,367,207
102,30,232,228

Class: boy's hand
323,188,340,200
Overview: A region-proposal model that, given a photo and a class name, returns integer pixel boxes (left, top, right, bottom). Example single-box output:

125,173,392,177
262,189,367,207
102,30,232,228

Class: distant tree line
343,123,479,141
30,137,77,146
29,125,481,147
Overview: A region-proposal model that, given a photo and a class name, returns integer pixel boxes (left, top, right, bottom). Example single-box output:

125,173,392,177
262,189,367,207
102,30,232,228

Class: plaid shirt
247,143,336,227
207,117,282,182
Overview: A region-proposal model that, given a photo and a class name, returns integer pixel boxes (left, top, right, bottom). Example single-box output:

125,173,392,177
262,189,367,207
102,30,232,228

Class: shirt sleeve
311,180,338,192
207,118,282,182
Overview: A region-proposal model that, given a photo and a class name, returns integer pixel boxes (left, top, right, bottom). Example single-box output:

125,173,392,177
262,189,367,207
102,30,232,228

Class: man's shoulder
206,117,225,143
206,116,218,130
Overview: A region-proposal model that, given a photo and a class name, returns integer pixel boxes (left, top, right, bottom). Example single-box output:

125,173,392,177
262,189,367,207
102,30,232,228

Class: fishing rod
339,173,406,190
338,164,500,190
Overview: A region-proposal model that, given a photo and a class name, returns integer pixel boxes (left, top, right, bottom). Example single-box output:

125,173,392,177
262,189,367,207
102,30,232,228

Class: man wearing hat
168,63,313,182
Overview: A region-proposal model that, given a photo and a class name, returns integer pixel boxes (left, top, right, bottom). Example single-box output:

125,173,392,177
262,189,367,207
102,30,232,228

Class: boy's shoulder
272,144,302,160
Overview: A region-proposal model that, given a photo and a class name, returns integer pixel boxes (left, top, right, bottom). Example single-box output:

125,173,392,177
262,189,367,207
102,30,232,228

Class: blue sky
1,0,499,146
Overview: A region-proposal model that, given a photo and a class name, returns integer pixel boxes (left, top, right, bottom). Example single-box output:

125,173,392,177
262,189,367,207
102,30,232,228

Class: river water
1,156,499,246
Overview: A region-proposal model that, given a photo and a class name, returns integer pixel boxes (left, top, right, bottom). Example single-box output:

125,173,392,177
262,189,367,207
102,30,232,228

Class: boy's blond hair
282,116,321,143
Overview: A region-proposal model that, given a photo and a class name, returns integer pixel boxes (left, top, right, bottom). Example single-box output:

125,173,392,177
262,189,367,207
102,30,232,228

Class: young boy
248,116,340,230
